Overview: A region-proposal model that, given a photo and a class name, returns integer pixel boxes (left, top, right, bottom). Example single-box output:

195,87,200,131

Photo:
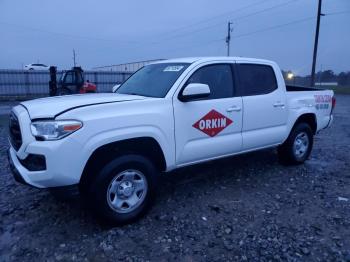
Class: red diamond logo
193,109,233,137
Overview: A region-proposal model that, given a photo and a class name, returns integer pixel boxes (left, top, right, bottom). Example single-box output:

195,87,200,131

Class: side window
238,64,277,96
185,64,234,99
64,72,75,84
75,72,83,84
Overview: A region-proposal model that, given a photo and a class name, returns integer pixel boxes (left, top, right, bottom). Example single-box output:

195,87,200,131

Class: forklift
49,66,97,96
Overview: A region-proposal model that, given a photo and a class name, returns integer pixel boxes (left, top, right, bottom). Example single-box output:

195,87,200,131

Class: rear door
173,62,243,166
237,62,287,150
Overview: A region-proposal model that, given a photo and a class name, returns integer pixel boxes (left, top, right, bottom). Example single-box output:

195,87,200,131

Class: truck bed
286,85,334,132
286,85,321,92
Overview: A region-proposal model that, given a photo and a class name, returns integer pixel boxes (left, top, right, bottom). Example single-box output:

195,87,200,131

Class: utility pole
226,22,233,56
319,64,323,84
73,49,77,67
310,0,324,87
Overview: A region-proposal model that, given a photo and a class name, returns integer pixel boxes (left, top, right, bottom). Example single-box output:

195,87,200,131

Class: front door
173,63,243,166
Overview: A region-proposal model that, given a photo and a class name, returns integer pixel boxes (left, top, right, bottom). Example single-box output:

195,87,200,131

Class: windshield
116,63,190,97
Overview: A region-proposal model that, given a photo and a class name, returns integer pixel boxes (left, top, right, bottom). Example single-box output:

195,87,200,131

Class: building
92,59,165,72
315,82,338,86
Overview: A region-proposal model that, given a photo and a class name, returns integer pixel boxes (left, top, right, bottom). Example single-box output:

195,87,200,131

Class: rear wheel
278,122,313,165
85,154,158,225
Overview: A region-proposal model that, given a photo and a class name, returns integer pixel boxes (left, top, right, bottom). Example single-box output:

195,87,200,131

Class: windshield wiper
118,92,158,98
124,92,142,96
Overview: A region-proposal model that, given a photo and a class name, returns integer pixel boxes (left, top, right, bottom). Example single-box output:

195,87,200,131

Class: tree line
282,70,350,87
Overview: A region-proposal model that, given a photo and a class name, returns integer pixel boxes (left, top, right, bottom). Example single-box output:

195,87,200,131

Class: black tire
86,154,158,225
278,122,313,165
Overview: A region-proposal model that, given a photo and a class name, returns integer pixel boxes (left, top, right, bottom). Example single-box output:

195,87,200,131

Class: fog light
19,154,46,171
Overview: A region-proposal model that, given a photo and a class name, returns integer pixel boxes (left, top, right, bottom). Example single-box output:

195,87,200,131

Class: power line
108,16,317,56
1,1,340,60
165,4,347,55
233,16,315,39
0,21,134,44
326,10,350,16
233,0,299,22
148,0,300,43
165,38,226,53
154,16,316,55
0,0,303,48
229,10,349,40
165,14,316,56
158,0,270,37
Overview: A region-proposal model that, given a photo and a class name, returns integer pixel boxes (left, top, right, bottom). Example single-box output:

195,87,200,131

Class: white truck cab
8,57,335,224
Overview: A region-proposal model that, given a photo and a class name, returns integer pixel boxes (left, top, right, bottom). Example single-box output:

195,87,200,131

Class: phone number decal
314,94,331,110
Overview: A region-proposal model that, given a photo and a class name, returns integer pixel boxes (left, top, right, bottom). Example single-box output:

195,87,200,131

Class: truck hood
20,93,146,119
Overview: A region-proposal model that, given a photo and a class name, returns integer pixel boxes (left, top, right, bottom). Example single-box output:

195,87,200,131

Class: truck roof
151,56,275,65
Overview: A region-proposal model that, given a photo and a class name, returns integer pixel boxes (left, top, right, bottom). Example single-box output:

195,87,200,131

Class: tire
85,154,158,225
278,122,313,165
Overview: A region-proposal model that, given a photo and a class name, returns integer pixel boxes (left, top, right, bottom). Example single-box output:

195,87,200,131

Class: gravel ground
0,95,350,262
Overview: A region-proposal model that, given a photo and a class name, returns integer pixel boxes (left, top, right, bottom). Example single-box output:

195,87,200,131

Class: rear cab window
237,63,277,96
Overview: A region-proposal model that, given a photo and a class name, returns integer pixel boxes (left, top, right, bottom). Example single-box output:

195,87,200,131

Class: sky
0,0,349,75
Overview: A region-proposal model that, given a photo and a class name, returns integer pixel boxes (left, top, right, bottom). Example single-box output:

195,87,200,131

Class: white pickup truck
8,57,335,224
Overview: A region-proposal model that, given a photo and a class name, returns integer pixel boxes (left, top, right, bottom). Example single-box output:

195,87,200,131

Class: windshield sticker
163,66,184,72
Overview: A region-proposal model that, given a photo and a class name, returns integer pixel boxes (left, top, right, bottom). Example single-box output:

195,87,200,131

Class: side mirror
180,83,210,102
112,84,121,92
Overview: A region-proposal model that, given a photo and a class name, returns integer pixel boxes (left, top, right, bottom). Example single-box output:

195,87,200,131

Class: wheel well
80,137,166,188
294,113,317,134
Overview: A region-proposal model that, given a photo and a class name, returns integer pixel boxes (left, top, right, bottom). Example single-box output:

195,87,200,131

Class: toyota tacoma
8,57,335,224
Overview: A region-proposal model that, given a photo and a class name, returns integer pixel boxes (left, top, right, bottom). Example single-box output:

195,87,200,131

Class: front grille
9,112,22,151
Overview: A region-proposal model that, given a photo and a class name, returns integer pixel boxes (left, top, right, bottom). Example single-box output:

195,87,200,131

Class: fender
284,107,317,143
75,125,175,177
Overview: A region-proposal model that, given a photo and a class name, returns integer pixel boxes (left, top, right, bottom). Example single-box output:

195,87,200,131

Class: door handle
273,102,285,108
226,106,241,112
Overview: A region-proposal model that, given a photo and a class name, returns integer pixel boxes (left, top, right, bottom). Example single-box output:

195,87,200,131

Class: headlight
30,120,82,141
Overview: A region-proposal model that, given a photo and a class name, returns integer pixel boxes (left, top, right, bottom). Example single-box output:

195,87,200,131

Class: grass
316,85,350,95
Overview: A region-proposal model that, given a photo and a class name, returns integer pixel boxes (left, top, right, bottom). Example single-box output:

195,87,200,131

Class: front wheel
278,122,314,165
86,154,158,225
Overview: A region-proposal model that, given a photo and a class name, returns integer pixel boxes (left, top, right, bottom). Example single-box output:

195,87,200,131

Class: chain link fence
0,70,133,99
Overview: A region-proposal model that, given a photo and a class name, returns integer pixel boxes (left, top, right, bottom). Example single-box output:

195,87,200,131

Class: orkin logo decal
193,109,233,137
